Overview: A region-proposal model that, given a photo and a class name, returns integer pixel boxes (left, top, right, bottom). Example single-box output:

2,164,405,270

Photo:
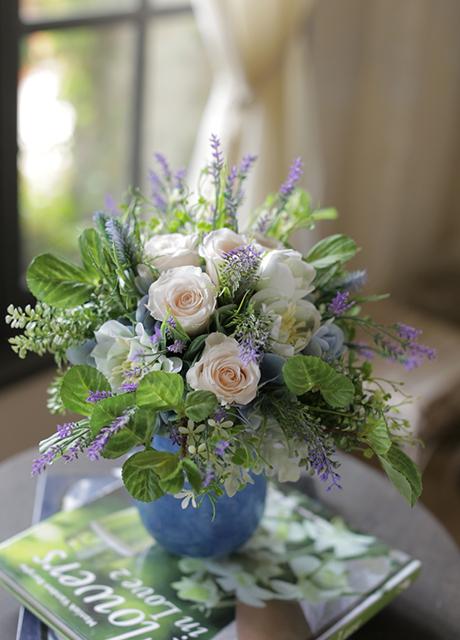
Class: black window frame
0,0,192,387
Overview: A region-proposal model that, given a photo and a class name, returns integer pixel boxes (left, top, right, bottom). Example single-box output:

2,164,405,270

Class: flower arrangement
6,135,435,509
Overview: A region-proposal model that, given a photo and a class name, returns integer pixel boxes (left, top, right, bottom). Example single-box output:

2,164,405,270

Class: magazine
1,475,421,640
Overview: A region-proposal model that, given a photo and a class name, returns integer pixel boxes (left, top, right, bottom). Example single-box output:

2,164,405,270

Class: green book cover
0,477,421,640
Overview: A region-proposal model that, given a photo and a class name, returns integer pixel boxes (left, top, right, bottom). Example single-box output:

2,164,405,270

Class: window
0,0,211,385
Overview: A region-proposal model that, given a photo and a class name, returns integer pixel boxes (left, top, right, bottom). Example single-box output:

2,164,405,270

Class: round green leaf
282,356,354,407
60,366,111,416
26,253,95,308
90,392,137,432
122,453,165,502
185,390,218,422
136,371,184,411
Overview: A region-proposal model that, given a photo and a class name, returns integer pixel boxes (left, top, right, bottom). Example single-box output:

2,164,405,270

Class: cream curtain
188,0,321,228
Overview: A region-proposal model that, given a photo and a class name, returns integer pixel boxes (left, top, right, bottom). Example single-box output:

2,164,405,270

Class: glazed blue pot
135,436,267,558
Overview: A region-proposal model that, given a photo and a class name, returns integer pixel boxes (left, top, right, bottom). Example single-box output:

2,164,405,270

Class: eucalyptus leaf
306,235,357,269
378,446,422,507
122,453,165,502
282,356,354,407
185,390,218,422
26,253,95,308
60,366,111,416
136,371,184,411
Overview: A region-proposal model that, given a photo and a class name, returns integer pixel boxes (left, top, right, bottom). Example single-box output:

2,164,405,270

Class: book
1,476,421,640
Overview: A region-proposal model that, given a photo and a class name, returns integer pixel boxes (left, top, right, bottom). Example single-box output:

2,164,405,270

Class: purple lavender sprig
168,339,187,354
308,435,342,491
214,440,230,456
328,291,356,317
220,245,263,295
279,157,304,199
153,152,172,181
86,390,113,404
233,305,272,365
86,409,134,461
209,134,223,180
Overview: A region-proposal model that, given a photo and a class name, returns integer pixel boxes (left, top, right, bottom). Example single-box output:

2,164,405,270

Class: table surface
0,449,459,640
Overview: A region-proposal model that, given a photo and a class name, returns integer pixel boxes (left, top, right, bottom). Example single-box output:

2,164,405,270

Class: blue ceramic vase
135,436,267,558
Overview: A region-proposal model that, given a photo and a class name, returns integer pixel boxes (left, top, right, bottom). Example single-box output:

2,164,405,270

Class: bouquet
6,135,435,509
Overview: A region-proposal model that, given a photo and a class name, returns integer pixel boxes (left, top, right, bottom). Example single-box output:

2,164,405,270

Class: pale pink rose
144,233,200,271
198,228,246,284
186,333,261,405
147,266,216,336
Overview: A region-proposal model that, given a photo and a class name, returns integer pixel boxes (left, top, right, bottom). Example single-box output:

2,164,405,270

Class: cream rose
147,266,216,336
187,333,261,405
256,249,316,299
144,233,200,271
198,228,246,284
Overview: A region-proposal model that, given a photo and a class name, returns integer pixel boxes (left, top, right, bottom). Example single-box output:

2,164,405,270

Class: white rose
144,233,200,271
243,231,285,255
251,289,321,358
256,249,316,299
198,228,246,284
91,320,134,390
186,333,261,405
91,320,182,391
147,266,217,336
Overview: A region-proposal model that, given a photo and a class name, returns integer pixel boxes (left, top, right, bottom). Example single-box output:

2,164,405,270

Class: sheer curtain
188,0,321,227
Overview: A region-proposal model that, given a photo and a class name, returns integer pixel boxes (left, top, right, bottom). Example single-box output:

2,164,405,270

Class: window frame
0,0,191,387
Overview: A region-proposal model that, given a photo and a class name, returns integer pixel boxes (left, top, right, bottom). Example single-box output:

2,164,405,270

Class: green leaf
282,356,355,407
364,418,392,455
90,393,137,431
185,391,218,422
60,366,111,416
90,399,157,458
136,371,184,411
131,449,180,479
378,446,422,507
231,448,252,466
102,431,139,459
122,453,165,502
311,207,338,221
183,334,207,364
306,235,357,269
78,229,104,279
182,458,203,493
161,464,185,494
26,253,95,308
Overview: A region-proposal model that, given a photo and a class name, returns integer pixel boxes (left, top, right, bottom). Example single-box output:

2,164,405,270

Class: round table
0,449,459,639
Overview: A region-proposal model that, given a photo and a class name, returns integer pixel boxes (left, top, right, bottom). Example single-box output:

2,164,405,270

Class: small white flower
174,489,197,509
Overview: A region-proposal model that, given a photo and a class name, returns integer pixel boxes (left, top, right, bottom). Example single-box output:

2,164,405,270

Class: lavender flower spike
279,157,304,198
153,152,172,180
328,291,355,317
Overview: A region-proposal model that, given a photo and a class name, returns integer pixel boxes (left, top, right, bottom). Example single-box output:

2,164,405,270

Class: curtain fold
189,0,322,230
